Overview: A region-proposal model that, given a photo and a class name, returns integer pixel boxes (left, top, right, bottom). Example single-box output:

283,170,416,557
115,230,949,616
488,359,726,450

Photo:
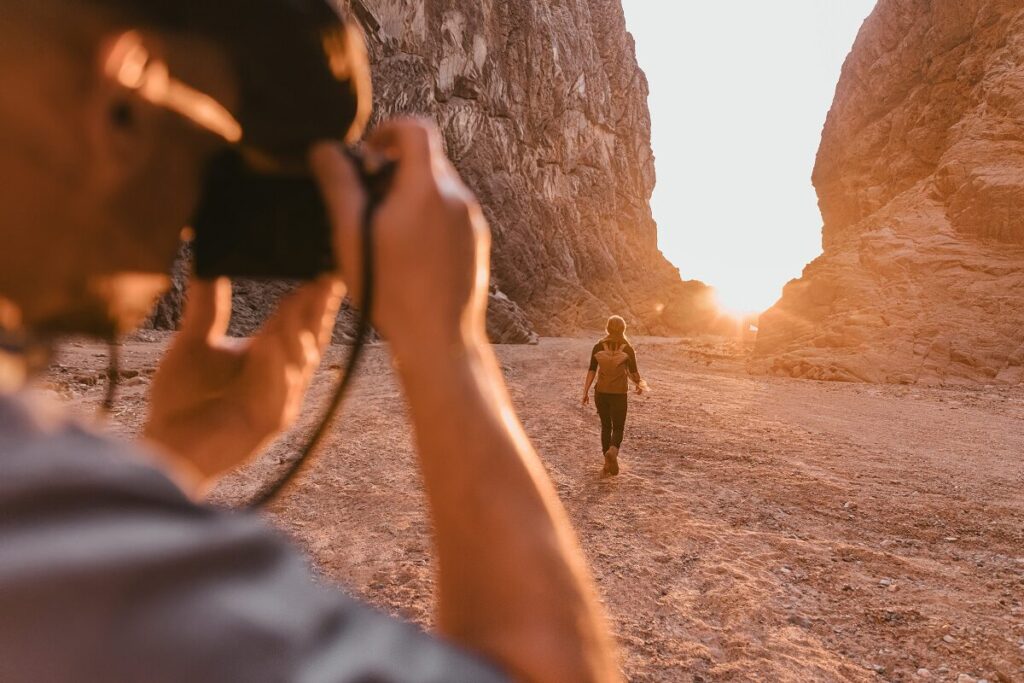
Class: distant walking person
582,316,645,475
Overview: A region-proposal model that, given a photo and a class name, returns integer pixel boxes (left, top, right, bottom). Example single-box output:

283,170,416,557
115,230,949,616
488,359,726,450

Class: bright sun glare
621,1,877,317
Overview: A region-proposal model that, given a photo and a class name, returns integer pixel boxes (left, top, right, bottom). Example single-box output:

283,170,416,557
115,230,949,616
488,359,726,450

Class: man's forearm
583,370,595,397
395,338,619,683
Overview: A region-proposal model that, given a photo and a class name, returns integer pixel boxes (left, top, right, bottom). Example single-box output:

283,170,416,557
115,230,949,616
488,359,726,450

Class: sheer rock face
753,0,1024,384
152,0,718,342
346,0,717,337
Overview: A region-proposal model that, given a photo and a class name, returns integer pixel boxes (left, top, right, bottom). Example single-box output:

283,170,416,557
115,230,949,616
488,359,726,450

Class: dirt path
42,336,1024,682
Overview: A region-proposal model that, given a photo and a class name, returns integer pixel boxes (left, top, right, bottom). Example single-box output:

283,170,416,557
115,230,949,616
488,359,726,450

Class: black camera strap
246,152,391,508
102,341,120,415
97,150,390,509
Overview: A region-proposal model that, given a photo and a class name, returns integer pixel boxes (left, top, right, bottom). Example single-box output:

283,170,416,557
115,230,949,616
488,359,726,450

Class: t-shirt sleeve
0,414,507,683
626,345,639,374
588,343,600,372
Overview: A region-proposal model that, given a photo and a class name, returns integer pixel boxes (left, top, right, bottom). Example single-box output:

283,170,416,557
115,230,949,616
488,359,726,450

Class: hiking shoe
604,446,619,476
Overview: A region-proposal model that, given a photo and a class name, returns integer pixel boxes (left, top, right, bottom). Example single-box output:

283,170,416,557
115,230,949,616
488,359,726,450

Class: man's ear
82,31,168,197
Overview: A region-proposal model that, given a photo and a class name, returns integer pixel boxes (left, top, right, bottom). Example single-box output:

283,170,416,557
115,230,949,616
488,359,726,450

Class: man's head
0,0,368,339
0,1,238,338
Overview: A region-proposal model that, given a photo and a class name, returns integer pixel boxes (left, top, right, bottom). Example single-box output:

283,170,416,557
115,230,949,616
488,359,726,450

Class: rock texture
152,0,720,343
754,0,1024,384
146,246,372,343
346,0,717,337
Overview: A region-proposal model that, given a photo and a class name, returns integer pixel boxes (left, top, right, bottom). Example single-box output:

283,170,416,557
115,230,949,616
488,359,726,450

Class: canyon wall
348,0,717,338
154,0,719,342
753,0,1024,384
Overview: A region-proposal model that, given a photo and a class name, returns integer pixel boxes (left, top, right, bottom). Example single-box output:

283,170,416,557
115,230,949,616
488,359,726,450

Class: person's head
0,0,238,338
604,315,628,344
0,0,367,340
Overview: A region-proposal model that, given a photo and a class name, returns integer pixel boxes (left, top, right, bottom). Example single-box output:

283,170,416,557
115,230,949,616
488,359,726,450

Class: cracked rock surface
153,0,719,343
754,0,1024,384
348,0,719,338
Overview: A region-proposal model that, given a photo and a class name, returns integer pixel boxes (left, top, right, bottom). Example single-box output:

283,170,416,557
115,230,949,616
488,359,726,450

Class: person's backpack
594,342,629,394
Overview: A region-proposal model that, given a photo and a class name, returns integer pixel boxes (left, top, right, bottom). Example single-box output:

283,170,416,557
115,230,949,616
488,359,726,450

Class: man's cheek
36,273,171,337
88,273,172,334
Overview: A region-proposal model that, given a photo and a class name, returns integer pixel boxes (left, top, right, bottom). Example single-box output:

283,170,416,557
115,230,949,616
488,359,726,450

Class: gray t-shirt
0,394,505,682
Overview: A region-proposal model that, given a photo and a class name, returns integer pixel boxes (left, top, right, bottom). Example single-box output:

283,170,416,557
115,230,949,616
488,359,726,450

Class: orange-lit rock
754,0,1024,384
352,0,718,337
151,1,721,342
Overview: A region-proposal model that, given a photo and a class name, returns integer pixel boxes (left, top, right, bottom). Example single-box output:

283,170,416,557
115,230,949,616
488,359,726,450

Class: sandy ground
38,335,1024,682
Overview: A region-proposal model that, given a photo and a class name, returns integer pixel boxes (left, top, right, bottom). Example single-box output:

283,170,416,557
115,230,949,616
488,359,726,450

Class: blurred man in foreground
0,1,619,681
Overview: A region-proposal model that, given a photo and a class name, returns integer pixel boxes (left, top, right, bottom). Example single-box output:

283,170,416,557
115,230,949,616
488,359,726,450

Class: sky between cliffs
622,0,876,317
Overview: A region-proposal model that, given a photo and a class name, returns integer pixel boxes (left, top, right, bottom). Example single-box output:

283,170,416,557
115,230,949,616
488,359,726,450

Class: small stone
879,578,893,586
943,634,957,644
945,537,959,542
957,674,976,683
916,669,931,679
787,614,813,629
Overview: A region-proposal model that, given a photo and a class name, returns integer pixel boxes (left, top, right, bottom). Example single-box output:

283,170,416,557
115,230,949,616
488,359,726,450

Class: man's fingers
299,276,345,350
181,278,231,342
366,118,441,182
256,277,343,369
310,143,366,296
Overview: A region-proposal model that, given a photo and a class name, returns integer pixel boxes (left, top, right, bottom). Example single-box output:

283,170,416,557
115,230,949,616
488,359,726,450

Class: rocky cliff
753,0,1024,384
150,0,719,343
348,0,717,338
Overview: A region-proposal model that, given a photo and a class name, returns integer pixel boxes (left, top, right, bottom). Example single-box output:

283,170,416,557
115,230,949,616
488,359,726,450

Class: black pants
595,392,628,453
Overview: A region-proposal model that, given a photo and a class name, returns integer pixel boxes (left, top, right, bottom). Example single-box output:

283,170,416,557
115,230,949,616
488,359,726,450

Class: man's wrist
139,429,213,500
391,324,488,378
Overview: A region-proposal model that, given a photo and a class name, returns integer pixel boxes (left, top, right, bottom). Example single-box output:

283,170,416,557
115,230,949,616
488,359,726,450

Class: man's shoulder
0,393,507,682
0,392,184,506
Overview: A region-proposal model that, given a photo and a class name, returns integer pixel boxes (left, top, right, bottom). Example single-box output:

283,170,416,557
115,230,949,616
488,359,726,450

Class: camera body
191,148,395,280
191,150,335,280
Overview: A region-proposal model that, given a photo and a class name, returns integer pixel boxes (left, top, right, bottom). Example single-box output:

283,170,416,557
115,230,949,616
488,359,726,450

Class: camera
190,148,394,281
183,9,373,280
191,150,336,280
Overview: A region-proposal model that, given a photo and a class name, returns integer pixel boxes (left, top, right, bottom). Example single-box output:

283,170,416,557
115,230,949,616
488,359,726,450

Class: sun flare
711,284,778,320
622,1,875,327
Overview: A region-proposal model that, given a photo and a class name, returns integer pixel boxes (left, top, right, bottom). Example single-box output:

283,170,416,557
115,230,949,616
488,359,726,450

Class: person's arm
312,121,620,683
144,276,342,498
582,370,596,404
583,349,597,405
625,346,644,393
142,117,619,682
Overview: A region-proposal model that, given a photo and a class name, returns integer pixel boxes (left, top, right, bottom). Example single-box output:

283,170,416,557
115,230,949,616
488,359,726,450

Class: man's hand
310,119,489,361
582,393,590,406
143,276,342,496
312,119,621,682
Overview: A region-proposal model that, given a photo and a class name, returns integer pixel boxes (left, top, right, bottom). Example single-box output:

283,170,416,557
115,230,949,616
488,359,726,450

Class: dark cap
90,0,371,162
